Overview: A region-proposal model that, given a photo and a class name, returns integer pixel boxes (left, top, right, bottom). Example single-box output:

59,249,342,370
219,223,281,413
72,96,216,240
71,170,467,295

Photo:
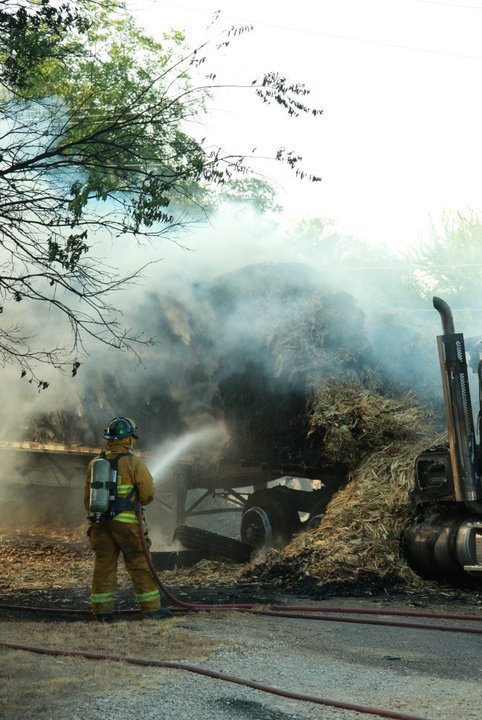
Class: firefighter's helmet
103,416,138,440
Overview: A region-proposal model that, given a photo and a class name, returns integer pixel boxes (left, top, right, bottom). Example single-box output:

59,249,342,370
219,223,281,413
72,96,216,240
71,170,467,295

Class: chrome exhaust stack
403,299,482,582
433,296,482,507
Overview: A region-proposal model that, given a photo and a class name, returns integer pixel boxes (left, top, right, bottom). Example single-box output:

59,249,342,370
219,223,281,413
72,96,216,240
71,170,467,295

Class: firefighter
84,416,172,622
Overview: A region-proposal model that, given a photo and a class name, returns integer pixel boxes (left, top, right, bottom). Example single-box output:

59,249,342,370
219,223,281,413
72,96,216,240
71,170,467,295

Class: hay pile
21,262,441,464
286,443,432,584
213,264,378,464
307,380,434,470
267,287,371,386
245,386,442,592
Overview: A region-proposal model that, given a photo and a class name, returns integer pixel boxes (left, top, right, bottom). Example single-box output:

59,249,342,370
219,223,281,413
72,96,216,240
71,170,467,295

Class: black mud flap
173,525,253,564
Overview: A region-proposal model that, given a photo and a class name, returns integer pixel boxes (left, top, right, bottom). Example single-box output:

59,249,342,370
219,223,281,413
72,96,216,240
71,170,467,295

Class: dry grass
0,615,225,720
161,558,244,586
0,615,221,659
0,649,94,720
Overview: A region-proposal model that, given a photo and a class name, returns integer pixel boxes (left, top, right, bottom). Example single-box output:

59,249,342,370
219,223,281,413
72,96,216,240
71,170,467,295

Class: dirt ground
1,528,481,720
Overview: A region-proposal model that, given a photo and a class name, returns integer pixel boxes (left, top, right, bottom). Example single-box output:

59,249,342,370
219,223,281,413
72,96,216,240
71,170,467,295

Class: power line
135,0,482,62
417,0,482,9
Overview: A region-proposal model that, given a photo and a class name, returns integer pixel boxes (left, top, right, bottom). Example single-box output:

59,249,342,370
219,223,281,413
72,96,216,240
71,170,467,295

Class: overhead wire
417,0,482,9
131,0,482,62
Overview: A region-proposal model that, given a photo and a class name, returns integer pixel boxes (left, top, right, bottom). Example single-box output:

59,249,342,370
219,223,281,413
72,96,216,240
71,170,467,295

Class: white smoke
0,200,445,451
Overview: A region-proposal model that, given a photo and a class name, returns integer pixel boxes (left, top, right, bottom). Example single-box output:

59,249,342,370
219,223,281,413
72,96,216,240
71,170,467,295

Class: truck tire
173,525,253,563
241,489,302,550
240,506,273,551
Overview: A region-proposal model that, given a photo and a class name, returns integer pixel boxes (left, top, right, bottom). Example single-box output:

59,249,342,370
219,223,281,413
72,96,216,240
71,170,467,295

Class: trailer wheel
173,525,253,563
241,490,302,550
240,507,273,551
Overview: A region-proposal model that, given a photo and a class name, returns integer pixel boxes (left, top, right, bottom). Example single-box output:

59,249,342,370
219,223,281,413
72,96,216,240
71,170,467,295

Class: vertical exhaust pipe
433,297,482,506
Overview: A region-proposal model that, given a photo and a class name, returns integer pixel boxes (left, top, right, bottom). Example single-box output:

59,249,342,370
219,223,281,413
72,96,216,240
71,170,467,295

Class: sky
126,0,482,251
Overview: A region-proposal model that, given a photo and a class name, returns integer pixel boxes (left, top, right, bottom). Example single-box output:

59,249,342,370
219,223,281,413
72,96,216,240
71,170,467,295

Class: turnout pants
87,519,161,615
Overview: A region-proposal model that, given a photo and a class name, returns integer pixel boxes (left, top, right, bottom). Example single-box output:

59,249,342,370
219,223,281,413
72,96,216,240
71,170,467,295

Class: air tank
89,457,112,514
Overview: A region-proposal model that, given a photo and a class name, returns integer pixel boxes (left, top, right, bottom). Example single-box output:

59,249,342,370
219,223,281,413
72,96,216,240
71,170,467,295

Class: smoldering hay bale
246,434,443,591
267,286,372,386
307,379,435,470
20,261,442,463
212,266,378,464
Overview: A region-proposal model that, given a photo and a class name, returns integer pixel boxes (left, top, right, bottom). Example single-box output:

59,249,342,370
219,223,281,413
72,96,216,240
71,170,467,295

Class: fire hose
1,507,480,630
0,639,435,720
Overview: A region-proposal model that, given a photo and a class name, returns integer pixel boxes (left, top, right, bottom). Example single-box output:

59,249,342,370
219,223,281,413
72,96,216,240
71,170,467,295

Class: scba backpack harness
88,451,139,522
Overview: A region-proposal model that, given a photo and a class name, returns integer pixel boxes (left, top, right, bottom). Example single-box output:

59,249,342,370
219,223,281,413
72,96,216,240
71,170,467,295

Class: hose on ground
0,639,432,720
0,507,480,634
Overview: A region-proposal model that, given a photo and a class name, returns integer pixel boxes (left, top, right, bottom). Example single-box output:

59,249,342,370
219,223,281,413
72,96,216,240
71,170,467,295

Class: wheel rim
240,506,272,550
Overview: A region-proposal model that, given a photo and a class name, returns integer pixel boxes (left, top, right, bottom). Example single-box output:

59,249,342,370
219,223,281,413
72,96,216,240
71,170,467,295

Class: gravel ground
64,597,480,720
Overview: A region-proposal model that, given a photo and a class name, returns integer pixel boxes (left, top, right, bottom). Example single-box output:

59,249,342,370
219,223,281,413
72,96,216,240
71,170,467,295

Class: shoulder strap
109,452,139,516
105,450,132,469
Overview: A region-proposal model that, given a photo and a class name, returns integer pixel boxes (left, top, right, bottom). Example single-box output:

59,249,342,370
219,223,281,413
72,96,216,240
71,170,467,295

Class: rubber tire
240,506,273,551
241,489,302,549
173,524,253,563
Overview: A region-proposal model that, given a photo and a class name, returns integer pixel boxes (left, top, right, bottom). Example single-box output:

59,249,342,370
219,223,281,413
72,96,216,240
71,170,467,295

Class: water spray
149,422,228,483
